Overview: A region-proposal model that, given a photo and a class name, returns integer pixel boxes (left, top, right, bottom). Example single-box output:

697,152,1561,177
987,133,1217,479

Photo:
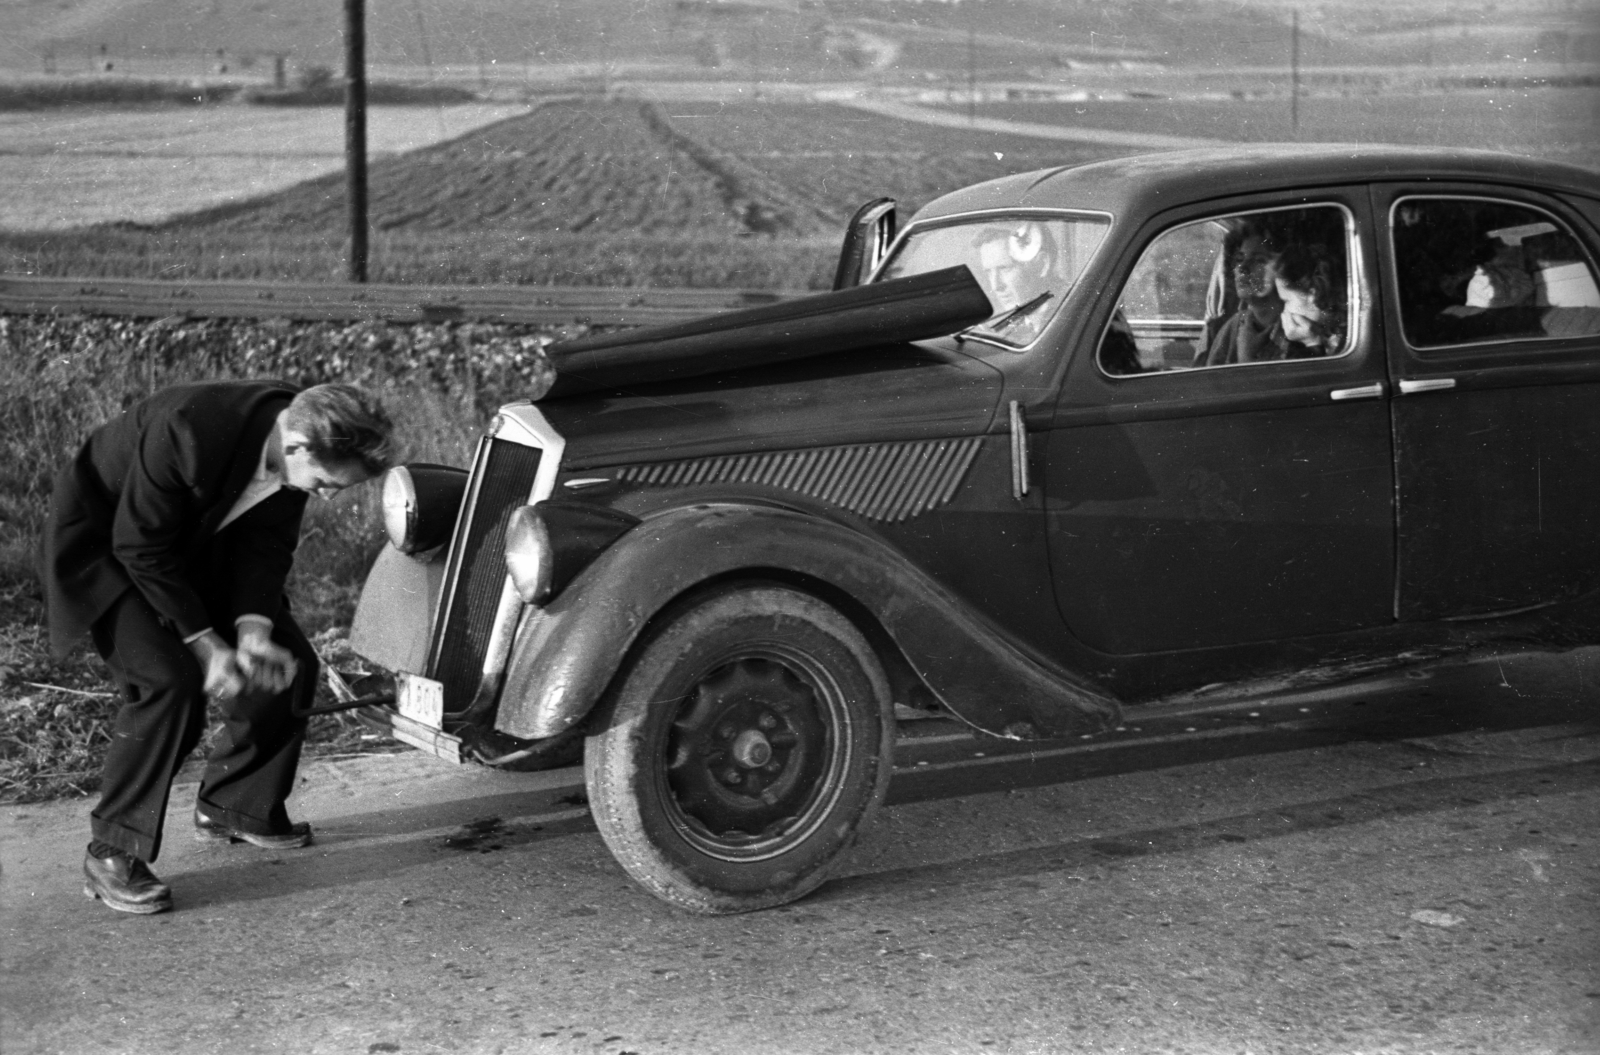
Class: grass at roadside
0,312,565,802
0,592,399,802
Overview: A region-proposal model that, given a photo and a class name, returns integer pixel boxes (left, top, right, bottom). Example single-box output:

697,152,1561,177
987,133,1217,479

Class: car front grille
427,437,544,714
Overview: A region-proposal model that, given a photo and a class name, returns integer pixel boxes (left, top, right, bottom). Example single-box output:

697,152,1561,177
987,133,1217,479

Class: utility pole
1289,9,1300,136
345,0,369,283
967,22,976,126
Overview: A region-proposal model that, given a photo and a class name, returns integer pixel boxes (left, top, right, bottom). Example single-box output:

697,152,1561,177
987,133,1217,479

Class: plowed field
9,89,1594,288
0,104,534,231
186,101,751,237
179,98,1129,237
3,98,1133,287
648,101,1124,229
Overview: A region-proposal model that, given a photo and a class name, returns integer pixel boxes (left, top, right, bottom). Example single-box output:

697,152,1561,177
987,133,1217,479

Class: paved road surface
3,649,1597,1054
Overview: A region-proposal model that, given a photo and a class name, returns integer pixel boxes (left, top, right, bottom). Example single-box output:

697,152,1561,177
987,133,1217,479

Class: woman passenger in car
1272,242,1347,358
1193,220,1287,366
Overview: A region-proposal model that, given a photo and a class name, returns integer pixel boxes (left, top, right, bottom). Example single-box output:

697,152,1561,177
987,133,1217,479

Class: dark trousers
88,590,317,862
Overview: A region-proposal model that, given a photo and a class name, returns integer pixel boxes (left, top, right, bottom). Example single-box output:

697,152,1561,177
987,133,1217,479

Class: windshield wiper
957,290,1054,344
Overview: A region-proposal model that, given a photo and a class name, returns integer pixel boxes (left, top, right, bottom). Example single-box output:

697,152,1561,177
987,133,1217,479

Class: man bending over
39,380,394,914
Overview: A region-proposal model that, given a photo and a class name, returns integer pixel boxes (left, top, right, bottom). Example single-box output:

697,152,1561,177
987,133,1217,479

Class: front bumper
355,703,464,764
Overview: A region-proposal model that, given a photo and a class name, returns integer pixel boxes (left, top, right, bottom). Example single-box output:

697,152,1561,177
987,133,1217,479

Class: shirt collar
255,423,286,485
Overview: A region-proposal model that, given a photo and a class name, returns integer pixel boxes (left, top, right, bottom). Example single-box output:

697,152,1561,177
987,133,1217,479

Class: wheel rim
661,649,853,862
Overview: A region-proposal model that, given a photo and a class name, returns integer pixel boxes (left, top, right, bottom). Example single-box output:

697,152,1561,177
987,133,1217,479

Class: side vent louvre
616,438,982,522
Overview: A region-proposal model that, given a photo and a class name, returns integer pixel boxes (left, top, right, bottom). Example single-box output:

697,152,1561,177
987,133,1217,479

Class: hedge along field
0,98,1131,288
0,228,841,289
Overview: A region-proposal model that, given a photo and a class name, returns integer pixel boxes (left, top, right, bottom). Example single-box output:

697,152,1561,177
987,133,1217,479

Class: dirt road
3,650,1597,1054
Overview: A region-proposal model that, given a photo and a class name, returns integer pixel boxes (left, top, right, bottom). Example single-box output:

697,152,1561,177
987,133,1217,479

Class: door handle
1330,382,1385,401
1009,400,1030,500
1397,377,1457,395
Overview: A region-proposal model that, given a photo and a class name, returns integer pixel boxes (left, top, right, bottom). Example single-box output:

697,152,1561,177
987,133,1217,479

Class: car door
1044,191,1396,655
1375,184,1600,621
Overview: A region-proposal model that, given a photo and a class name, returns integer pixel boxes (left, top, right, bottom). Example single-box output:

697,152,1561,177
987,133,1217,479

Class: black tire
584,583,894,914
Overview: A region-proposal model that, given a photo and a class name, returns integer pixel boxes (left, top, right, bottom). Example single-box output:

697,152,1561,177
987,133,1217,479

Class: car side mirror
832,197,897,290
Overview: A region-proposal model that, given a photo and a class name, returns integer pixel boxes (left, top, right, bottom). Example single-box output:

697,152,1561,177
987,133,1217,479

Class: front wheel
585,583,894,914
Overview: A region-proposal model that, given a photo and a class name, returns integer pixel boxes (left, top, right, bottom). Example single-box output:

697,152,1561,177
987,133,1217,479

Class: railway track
0,275,802,327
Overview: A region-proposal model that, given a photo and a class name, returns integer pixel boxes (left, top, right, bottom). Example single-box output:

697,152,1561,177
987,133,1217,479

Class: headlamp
503,500,641,607
504,505,554,604
381,464,468,556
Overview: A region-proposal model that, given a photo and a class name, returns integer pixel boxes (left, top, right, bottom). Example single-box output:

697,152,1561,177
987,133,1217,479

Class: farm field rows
186,100,755,237
0,98,1134,287
945,87,1600,171
3,89,1595,288
651,101,1127,228
171,99,1133,238
0,102,531,230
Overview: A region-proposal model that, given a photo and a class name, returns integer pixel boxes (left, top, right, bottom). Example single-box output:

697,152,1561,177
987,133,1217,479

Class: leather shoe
82,850,172,915
193,808,312,849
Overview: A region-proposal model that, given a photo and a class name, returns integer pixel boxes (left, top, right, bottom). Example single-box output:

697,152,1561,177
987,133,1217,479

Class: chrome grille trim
424,434,492,677
428,440,543,712
424,403,567,715
614,437,983,523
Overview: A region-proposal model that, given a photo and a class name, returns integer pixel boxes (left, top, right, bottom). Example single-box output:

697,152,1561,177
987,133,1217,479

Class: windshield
875,213,1110,349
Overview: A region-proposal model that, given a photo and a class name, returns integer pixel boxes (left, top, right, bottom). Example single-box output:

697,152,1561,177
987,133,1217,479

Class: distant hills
5,0,1596,80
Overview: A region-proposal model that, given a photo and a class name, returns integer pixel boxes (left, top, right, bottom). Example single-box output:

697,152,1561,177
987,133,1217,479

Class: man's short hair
285,383,395,477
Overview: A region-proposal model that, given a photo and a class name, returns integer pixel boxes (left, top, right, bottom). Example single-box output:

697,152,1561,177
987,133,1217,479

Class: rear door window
1099,204,1355,376
1391,196,1600,349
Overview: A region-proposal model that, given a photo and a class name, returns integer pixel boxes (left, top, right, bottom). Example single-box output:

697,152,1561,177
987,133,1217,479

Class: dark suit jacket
39,380,308,658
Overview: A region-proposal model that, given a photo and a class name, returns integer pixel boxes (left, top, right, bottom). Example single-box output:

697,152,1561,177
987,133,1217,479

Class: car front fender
496,502,1121,741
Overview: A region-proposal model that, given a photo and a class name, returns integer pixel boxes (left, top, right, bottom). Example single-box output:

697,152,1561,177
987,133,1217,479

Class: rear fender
496,503,1120,741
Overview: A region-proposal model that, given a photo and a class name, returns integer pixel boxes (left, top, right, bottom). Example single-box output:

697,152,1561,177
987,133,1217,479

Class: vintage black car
350,145,1600,913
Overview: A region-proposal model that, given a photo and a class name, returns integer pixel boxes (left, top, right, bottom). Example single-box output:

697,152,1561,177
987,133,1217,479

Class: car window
1099,204,1355,376
1391,196,1600,349
875,213,1109,350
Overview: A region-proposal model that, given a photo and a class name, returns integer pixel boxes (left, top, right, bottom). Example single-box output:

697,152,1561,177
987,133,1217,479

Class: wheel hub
665,656,831,844
730,729,773,769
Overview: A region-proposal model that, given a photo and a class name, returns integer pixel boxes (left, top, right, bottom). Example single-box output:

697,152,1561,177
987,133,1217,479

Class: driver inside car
973,221,1057,341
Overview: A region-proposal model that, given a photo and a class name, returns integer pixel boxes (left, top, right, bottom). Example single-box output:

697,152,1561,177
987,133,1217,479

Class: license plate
396,673,444,728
